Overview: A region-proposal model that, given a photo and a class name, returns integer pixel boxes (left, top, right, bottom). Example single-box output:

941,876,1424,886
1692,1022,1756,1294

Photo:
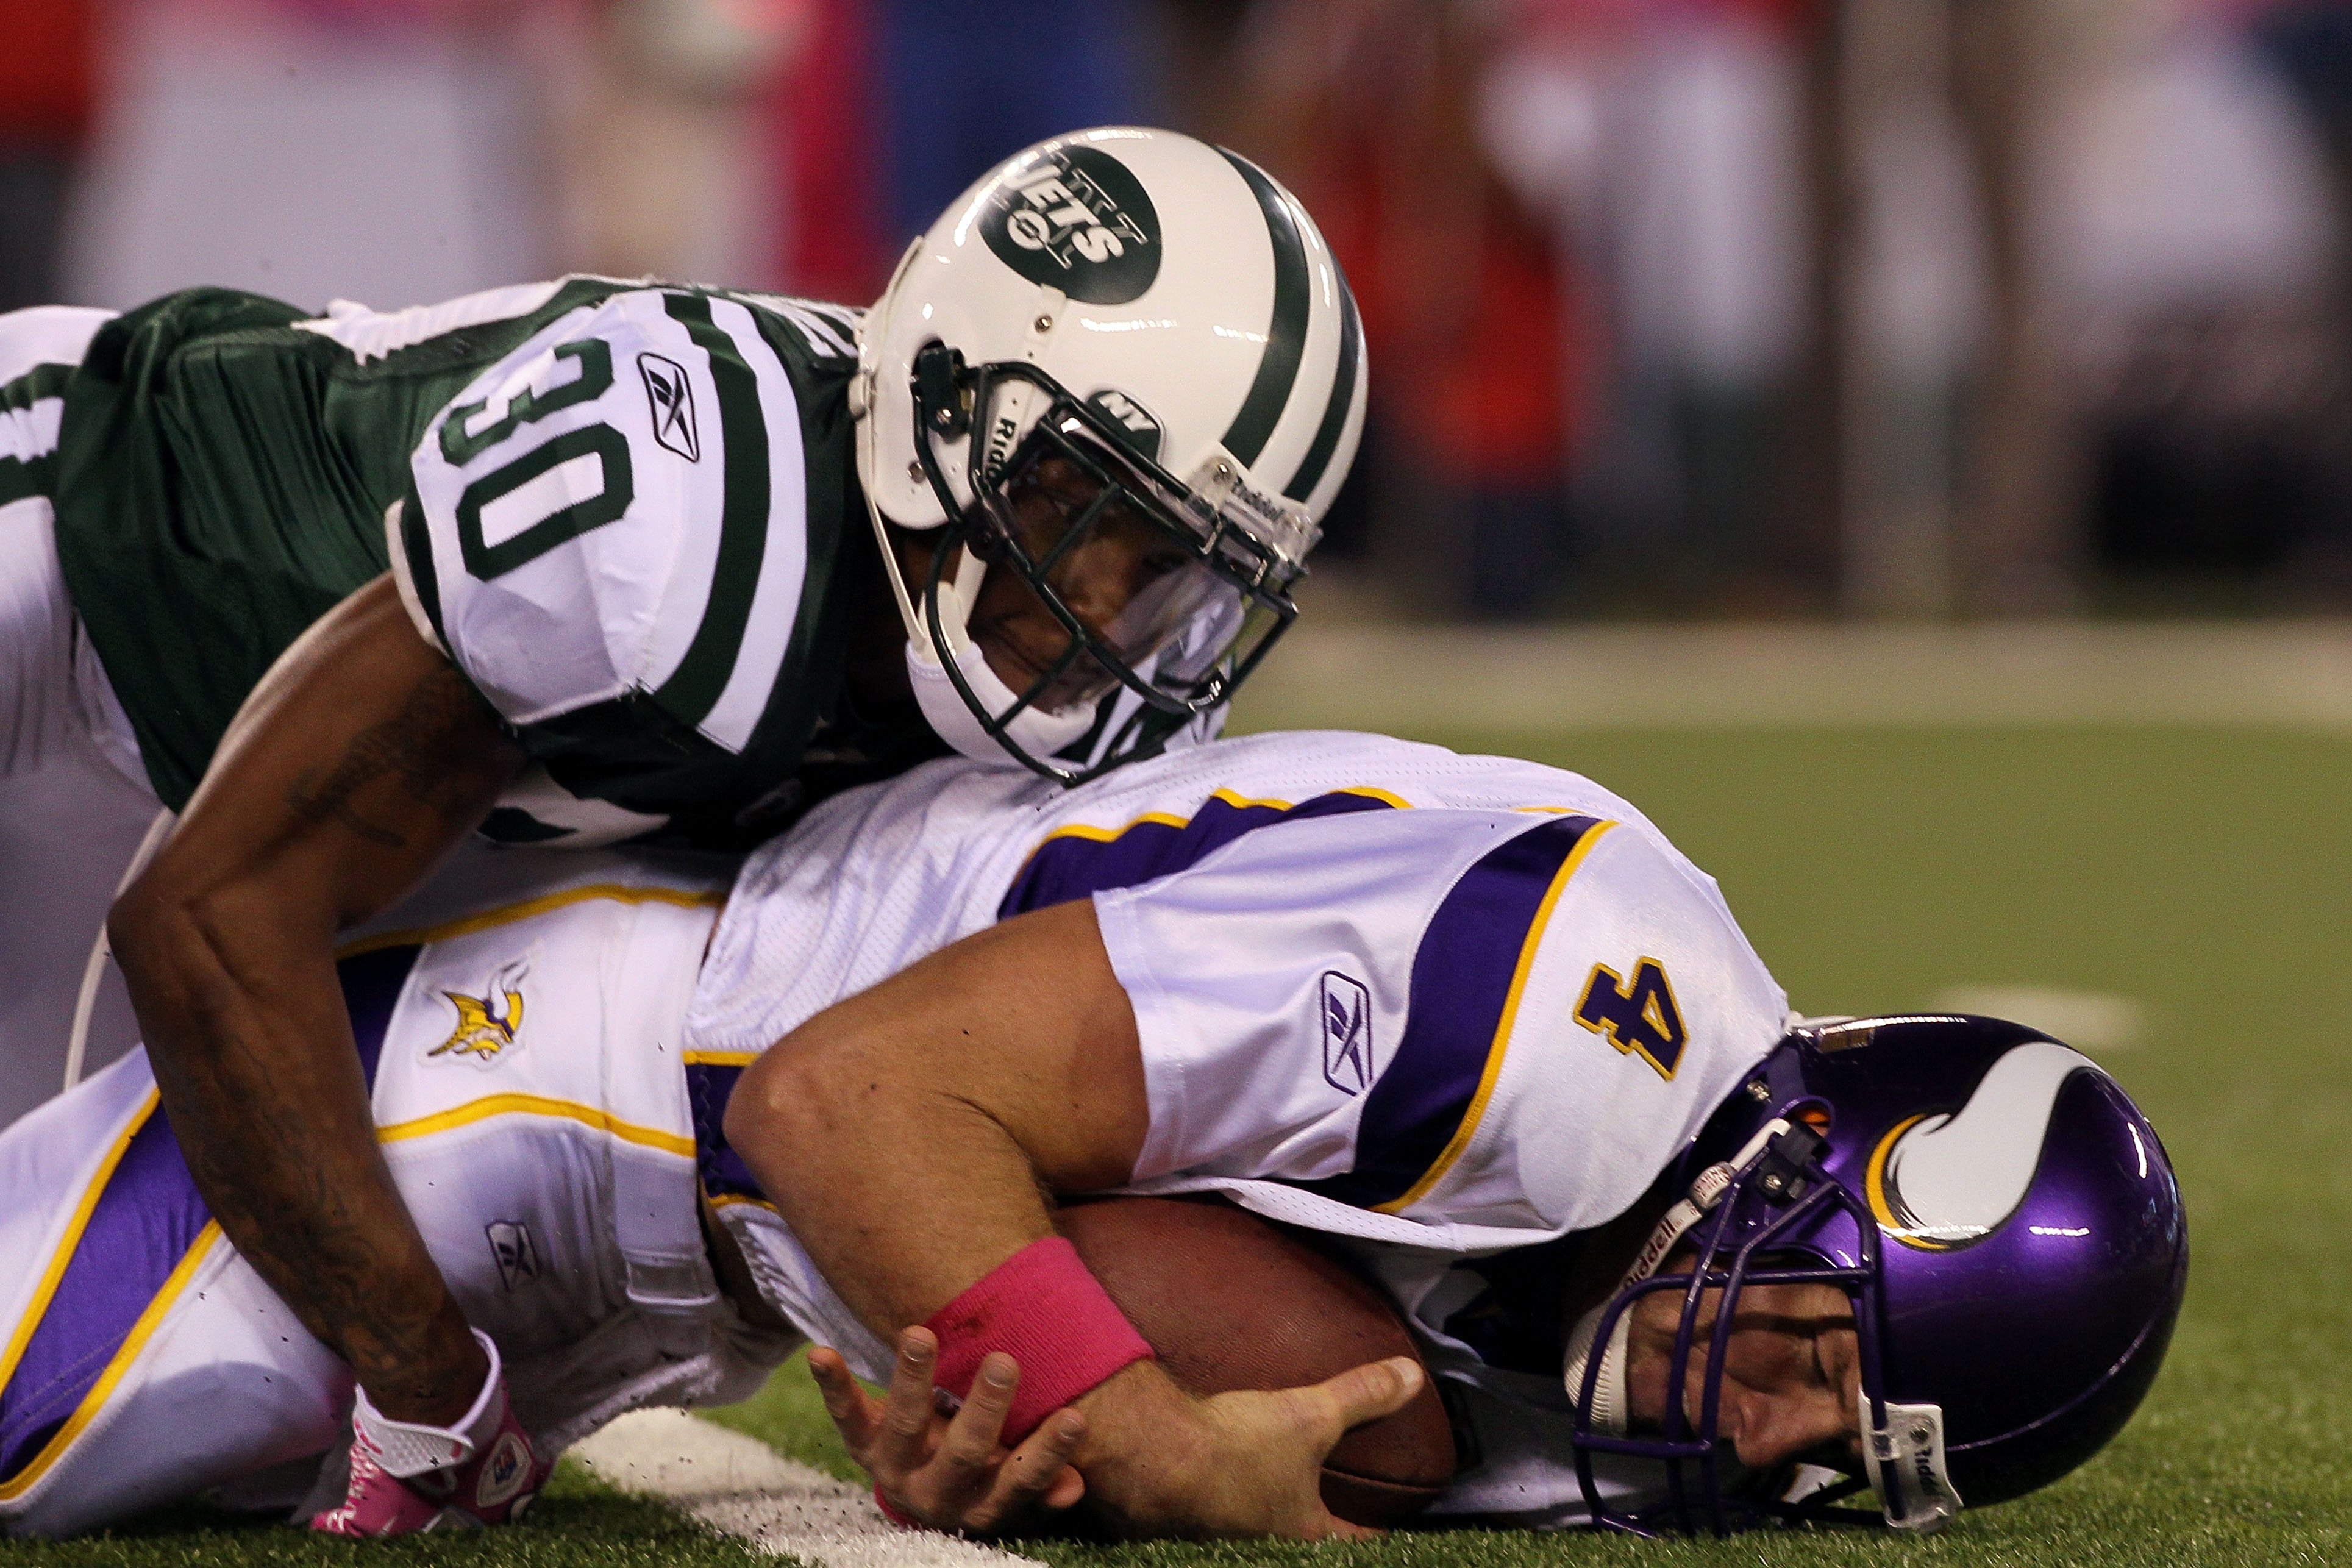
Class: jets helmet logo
429,961,529,1066
982,146,1161,305
1319,971,1375,1094
639,352,700,462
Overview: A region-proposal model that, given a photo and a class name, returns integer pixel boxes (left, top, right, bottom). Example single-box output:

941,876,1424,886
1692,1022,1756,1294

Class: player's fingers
966,1409,1086,1534
1309,1356,1424,1441
807,1347,880,1450
938,1352,1019,1475
877,1328,943,1471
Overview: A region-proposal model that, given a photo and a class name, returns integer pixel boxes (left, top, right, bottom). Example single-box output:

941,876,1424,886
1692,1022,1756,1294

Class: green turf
0,1465,769,1567
698,1348,860,1483
16,724,2347,1564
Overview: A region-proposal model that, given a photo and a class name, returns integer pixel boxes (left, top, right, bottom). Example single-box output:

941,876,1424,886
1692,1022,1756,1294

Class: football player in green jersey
0,126,1365,1531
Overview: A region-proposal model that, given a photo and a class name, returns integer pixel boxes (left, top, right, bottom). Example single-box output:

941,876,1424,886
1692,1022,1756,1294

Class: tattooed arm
109,574,524,1424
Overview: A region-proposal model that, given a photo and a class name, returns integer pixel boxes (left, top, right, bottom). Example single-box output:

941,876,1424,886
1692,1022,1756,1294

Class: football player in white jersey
0,127,1366,1530
0,732,2183,1539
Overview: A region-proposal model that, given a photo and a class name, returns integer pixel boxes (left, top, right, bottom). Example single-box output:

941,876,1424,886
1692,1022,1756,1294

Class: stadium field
10,720,2348,1567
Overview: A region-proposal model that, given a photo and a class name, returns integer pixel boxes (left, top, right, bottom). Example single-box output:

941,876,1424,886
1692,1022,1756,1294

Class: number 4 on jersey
1575,957,1687,1079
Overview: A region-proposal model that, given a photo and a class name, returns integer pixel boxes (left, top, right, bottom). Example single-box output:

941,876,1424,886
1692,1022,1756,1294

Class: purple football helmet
1564,1014,2187,1536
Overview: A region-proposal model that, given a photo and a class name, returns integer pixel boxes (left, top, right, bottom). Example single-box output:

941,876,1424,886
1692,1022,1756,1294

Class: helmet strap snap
1859,1400,1962,1533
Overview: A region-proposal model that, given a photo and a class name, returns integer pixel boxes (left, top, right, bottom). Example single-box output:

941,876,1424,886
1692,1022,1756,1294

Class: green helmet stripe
1217,150,1309,469
1283,268,1361,502
653,292,770,730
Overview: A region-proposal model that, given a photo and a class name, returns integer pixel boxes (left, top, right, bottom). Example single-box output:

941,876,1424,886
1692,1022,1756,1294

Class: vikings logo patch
429,961,529,1067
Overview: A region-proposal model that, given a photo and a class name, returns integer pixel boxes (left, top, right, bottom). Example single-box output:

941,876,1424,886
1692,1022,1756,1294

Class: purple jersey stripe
999,789,1399,917
1286,815,1605,1211
685,1062,764,1202
340,943,421,1088
0,947,418,1482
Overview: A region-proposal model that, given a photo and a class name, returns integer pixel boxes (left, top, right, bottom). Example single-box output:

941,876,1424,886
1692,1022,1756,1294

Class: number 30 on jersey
1575,956,1687,1079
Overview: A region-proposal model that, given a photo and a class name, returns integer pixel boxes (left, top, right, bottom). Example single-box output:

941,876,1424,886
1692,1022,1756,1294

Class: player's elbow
107,864,312,1048
723,1019,880,1177
106,866,194,989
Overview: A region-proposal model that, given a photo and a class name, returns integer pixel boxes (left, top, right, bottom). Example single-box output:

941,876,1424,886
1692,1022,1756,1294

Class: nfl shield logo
1319,971,1374,1094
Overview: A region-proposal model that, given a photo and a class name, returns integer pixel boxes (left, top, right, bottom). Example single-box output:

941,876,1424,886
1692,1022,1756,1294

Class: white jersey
685,729,1792,1525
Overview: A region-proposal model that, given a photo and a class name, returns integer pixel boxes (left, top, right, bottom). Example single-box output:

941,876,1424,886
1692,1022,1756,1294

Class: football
1057,1195,1458,1527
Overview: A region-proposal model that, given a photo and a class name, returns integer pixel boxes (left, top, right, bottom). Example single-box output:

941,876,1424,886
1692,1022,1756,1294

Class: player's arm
723,899,1424,1540
108,574,523,1424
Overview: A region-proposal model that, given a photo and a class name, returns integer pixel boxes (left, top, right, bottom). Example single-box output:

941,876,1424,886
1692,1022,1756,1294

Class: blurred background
14,0,2352,619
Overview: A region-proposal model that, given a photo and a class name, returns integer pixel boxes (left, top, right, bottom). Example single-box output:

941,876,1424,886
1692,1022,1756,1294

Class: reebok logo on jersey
429,961,529,1067
639,352,700,461
1319,971,1375,1094
982,146,1161,305
486,1220,540,1291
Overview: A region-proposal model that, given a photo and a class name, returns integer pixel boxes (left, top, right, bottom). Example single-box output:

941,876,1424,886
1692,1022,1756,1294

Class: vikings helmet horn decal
1865,1041,2100,1250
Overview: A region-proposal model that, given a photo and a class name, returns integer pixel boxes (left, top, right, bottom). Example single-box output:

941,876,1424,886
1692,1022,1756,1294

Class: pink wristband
924,1236,1154,1444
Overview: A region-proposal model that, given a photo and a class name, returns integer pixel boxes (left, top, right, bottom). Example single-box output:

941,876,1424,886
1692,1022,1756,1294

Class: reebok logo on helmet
983,146,1161,305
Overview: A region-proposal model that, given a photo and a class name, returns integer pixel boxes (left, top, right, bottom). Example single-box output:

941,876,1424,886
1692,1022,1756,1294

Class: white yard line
1234,621,2352,733
571,1409,1042,1568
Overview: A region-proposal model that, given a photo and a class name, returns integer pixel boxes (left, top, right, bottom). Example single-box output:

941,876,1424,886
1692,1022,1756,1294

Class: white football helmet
852,126,1367,780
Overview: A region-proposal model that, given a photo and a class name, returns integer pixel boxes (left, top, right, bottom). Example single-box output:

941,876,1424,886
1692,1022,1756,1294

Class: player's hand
811,1328,1088,1536
1069,1355,1425,1540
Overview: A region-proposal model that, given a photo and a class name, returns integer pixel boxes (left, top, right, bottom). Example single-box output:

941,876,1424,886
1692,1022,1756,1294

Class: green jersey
51,277,928,844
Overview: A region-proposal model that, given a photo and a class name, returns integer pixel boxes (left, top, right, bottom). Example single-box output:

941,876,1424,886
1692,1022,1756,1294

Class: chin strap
1563,1120,1792,1431
905,634,1095,764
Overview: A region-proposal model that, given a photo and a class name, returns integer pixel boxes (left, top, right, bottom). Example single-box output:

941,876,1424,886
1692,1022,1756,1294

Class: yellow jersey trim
338,883,725,958
1021,811,1188,857
706,1192,779,1213
377,1094,696,1160
0,1221,224,1501
1014,784,1414,867
0,1091,159,1397
682,1050,760,1068
1373,820,1621,1215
